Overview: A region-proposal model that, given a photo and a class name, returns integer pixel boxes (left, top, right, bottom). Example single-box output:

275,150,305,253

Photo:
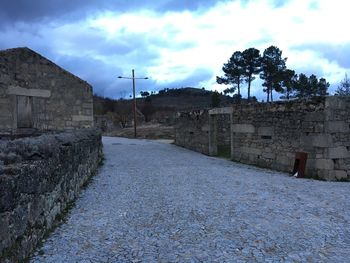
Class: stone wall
0,129,103,262
0,47,93,135
175,110,210,155
175,97,350,181
230,97,350,180
94,114,119,133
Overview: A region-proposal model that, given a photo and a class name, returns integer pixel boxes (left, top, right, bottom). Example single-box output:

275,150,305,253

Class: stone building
175,97,350,181
0,47,93,135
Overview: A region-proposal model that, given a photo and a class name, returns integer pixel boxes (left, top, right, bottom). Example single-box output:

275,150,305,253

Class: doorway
17,95,33,128
209,107,233,159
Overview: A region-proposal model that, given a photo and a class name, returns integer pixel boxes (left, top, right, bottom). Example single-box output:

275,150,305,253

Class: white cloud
2,0,349,99
88,0,350,98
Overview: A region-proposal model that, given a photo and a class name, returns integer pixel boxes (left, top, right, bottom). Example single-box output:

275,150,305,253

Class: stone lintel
72,115,94,122
209,107,233,115
7,86,51,98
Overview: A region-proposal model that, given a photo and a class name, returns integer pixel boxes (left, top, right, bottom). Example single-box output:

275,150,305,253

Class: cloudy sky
1,0,349,100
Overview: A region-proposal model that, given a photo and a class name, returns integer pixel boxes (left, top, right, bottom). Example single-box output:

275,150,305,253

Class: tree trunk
247,75,251,101
266,88,270,102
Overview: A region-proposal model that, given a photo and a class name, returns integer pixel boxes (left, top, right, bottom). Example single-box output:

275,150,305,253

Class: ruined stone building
175,97,350,181
0,47,93,135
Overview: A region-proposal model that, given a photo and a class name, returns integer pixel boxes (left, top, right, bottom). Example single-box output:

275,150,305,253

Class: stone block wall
175,110,210,155
230,97,350,180
230,98,325,177
94,114,119,133
175,97,350,181
0,47,93,134
0,129,103,262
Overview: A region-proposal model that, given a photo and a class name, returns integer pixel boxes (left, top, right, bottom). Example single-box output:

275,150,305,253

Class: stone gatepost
208,107,233,157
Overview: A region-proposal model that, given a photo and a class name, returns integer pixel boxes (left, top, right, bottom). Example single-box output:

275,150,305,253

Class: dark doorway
17,95,33,128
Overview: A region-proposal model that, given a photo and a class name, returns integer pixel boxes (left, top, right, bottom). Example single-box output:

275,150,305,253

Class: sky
0,0,349,101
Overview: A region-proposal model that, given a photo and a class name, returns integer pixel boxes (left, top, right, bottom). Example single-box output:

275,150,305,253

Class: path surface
31,137,350,262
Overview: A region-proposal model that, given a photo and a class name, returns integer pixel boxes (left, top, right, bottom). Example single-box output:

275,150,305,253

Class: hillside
93,87,242,130
144,87,236,110
94,87,238,114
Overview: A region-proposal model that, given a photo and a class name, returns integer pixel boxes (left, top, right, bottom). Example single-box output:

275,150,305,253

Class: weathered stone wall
94,114,119,133
175,97,350,181
230,97,350,180
0,129,103,262
0,47,93,134
175,110,210,155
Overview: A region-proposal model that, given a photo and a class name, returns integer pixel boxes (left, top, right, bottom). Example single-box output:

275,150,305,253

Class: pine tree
294,73,309,99
217,51,245,98
317,78,329,96
280,69,296,100
260,46,287,102
242,48,262,100
335,74,350,96
211,91,221,107
294,74,329,98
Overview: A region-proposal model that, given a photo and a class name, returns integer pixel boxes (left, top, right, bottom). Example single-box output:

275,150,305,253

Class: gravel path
31,137,350,262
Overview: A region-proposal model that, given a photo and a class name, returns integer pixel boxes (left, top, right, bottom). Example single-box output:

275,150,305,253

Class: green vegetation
217,45,330,102
211,91,221,107
335,74,350,96
93,87,236,127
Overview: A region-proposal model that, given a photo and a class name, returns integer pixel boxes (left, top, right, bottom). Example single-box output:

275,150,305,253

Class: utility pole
118,69,148,138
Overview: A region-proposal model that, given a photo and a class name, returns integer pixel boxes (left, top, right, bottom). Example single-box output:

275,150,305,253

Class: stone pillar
230,112,234,159
209,114,217,156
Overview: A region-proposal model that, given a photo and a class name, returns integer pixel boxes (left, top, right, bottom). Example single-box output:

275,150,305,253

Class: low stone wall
230,97,350,180
175,97,350,181
175,110,210,155
94,114,119,133
0,129,103,262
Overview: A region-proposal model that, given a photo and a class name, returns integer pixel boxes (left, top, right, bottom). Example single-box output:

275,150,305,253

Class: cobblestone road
31,137,350,262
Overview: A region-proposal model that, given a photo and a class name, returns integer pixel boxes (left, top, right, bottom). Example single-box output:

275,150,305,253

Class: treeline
155,87,211,97
217,46,329,102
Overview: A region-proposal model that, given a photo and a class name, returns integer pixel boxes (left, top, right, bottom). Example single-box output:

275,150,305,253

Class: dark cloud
54,48,164,99
0,0,226,26
0,10,204,99
55,55,122,96
159,0,228,12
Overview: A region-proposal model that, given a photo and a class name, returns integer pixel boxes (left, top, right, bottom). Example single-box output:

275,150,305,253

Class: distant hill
93,87,245,127
139,87,237,110
94,87,238,114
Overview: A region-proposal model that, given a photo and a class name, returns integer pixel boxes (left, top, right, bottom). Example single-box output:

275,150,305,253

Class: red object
293,152,308,178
